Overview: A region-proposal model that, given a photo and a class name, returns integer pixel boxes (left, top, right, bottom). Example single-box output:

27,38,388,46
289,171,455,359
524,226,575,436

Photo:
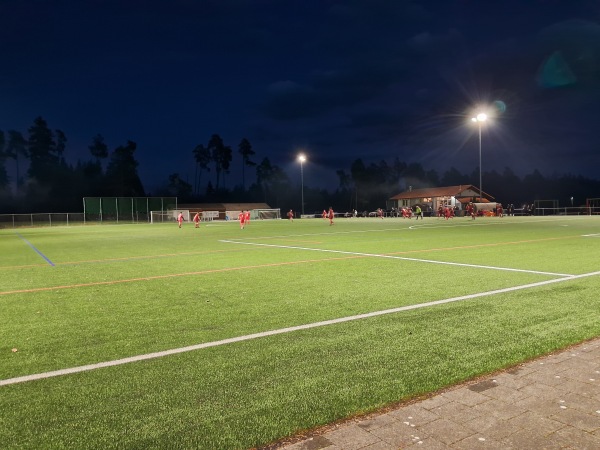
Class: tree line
1,116,599,214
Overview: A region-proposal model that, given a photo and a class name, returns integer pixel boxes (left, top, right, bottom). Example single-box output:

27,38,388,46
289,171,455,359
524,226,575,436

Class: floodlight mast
297,154,306,215
471,113,487,203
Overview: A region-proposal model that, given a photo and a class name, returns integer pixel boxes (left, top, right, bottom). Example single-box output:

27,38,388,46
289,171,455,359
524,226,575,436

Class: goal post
150,210,190,224
251,208,281,220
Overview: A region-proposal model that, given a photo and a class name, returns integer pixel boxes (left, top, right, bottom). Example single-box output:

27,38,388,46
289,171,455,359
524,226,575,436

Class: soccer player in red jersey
238,210,246,229
193,212,200,228
328,207,334,225
467,203,475,220
177,212,185,228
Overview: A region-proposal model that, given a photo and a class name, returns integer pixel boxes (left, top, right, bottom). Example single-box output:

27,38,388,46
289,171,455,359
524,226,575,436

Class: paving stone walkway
277,338,600,449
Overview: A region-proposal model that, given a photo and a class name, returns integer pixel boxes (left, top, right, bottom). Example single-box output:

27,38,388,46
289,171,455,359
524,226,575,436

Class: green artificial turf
1,216,599,449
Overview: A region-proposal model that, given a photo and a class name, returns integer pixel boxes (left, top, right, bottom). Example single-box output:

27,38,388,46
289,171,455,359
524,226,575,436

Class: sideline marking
220,240,572,277
2,270,599,387
15,232,54,267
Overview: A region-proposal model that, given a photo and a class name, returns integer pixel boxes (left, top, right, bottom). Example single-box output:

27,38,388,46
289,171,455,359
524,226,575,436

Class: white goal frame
150,210,190,224
251,208,281,220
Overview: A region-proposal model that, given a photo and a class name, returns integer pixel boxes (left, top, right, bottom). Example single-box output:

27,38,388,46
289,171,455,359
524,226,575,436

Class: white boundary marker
219,240,572,277
2,270,599,387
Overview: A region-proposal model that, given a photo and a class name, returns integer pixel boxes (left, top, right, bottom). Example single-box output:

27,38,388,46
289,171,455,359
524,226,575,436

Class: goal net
150,210,190,224
252,208,281,220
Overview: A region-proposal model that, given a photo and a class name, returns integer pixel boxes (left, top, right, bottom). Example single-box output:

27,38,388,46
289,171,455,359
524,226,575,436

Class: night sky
1,0,599,192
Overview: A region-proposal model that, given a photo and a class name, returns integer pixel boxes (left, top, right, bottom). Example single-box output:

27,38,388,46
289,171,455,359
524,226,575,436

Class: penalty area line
219,240,572,277
2,270,599,388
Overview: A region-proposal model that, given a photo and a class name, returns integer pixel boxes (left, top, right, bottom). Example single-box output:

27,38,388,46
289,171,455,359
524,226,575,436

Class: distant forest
1,116,599,214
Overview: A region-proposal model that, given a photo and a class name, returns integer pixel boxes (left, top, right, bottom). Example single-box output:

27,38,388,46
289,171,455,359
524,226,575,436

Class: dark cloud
263,62,408,120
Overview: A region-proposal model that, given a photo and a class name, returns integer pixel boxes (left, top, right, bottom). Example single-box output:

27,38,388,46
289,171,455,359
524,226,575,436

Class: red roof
389,185,494,201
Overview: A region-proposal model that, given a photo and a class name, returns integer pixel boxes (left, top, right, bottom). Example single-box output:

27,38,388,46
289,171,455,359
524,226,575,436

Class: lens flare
493,100,506,114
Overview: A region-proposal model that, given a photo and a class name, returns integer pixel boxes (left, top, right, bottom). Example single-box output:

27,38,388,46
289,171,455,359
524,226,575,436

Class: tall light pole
471,112,487,203
298,153,306,216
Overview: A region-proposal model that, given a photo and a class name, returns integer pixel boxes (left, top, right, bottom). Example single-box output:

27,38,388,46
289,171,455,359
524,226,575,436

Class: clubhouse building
387,185,494,215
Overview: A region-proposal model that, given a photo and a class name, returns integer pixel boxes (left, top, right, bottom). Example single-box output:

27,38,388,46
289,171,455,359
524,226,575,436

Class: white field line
225,228,405,241
221,215,596,240
3,270,599,388
219,240,572,277
223,217,560,241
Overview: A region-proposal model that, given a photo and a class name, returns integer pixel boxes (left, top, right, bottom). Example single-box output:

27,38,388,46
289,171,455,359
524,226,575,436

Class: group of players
179,207,336,229
237,210,251,229
177,211,202,228
286,207,336,225
398,207,424,219
456,202,507,219
438,205,459,220
178,210,254,229
177,202,510,229
321,207,335,225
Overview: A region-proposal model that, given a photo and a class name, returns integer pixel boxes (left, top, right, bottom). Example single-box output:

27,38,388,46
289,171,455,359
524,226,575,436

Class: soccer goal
587,198,600,215
150,210,190,224
251,208,281,220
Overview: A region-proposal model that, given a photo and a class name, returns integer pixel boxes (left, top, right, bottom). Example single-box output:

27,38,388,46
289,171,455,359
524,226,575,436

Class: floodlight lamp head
298,154,306,163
